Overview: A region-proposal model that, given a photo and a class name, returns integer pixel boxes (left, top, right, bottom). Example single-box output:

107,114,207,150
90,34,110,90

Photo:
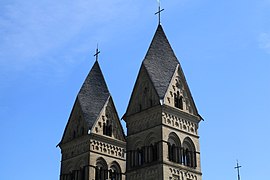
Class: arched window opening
95,158,108,180
103,120,112,137
128,142,159,169
110,162,122,180
167,133,181,164
168,143,180,163
95,167,108,180
182,138,197,168
174,91,183,110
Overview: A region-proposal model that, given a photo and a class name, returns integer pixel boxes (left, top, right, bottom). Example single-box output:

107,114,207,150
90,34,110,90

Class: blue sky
0,0,270,179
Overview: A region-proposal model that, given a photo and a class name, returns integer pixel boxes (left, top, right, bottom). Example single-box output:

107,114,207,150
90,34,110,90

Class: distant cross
155,1,164,25
234,160,242,180
94,45,100,61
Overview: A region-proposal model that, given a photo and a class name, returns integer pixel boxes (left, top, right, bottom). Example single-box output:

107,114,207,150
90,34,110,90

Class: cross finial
234,160,242,180
155,0,164,25
94,44,100,62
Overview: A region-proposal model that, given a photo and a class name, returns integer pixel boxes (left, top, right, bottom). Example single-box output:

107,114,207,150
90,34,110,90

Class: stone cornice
90,133,126,148
162,104,201,123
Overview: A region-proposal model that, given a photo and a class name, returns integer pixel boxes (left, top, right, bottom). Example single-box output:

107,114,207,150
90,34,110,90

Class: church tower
58,60,126,180
123,25,203,180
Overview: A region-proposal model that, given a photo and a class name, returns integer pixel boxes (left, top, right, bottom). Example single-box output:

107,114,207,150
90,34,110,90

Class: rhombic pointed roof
143,24,179,99
77,61,110,129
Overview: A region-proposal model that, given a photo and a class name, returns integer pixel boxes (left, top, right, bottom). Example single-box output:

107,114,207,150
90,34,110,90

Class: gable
164,64,199,116
124,65,160,118
91,96,125,142
59,61,123,146
60,98,88,145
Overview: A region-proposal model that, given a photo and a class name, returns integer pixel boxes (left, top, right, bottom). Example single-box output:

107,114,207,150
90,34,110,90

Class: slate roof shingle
143,24,179,99
77,61,110,129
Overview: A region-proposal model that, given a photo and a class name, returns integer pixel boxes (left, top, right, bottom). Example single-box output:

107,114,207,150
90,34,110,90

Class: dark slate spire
77,61,110,129
143,24,179,99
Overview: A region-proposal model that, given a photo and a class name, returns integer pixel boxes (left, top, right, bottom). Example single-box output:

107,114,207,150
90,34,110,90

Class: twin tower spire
63,4,168,140
58,9,203,180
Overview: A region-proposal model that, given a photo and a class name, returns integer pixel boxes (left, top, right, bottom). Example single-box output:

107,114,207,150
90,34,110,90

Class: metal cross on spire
93,44,100,62
234,160,242,180
155,0,164,25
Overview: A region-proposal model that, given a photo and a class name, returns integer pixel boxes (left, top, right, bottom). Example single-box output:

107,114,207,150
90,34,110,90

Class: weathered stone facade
58,24,203,180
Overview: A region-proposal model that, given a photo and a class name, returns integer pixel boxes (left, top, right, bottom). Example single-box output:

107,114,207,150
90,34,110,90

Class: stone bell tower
123,24,203,180
58,60,126,180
